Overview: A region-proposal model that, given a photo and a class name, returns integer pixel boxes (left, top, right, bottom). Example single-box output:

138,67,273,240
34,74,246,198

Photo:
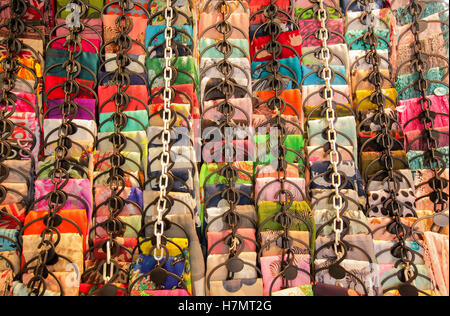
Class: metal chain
400,0,449,285
361,5,416,284
0,0,31,286
154,0,174,261
100,0,134,283
200,1,251,285
256,0,304,291
270,1,291,287
220,0,242,277
408,0,448,214
33,1,83,292
317,0,344,259
6,0,82,295
0,0,28,207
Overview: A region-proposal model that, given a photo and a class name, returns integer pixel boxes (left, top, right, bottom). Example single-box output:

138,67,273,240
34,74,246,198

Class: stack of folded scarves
131,0,204,297
344,0,426,297
0,0,447,297
0,0,50,296
387,0,448,296
298,0,381,296
13,0,97,296
199,0,260,296
83,0,147,296
250,0,314,297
